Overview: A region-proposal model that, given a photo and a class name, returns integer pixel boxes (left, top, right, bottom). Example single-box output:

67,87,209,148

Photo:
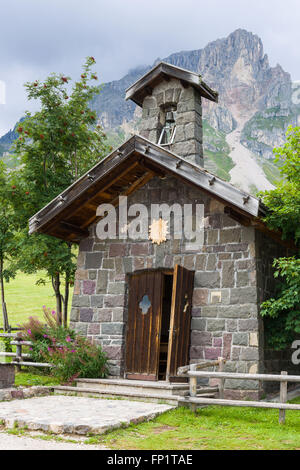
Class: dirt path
227,110,274,193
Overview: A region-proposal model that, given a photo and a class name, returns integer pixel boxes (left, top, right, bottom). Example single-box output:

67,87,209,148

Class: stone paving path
0,431,106,450
0,395,173,435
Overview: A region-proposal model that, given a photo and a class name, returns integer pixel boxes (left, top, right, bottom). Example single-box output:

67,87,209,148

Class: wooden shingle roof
125,62,219,107
29,135,272,244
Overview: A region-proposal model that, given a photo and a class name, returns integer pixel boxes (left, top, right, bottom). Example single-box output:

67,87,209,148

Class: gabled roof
125,62,218,107
29,135,270,244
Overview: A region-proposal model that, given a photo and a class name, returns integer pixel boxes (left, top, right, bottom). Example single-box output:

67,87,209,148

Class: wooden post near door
189,364,197,414
218,357,226,399
279,371,288,424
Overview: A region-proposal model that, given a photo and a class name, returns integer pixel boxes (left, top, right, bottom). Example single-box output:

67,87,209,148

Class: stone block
223,333,232,359
206,254,217,271
195,272,220,289
79,238,94,252
85,253,102,269
250,332,259,347
75,269,88,280
219,228,242,245
104,295,125,308
238,319,259,332
96,271,108,294
206,319,225,332
191,318,206,331
91,295,104,308
130,243,149,256
221,261,235,288
93,309,112,322
236,271,249,287
195,254,207,270
204,347,222,360
109,244,127,258
72,295,90,308
230,287,257,304
193,288,209,306
70,308,80,322
240,347,260,361
80,308,94,322
191,331,212,347
101,323,125,336
102,259,115,270
233,333,249,346
82,280,96,295
107,282,126,295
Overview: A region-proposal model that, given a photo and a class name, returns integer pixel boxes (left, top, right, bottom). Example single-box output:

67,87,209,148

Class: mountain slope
1,29,298,192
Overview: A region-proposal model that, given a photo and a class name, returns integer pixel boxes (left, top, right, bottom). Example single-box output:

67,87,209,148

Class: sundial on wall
149,218,168,245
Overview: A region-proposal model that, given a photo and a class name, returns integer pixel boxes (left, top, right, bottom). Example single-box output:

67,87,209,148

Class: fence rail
0,333,52,369
178,358,300,424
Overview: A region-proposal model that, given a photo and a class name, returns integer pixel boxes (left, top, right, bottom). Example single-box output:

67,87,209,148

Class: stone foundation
0,364,15,389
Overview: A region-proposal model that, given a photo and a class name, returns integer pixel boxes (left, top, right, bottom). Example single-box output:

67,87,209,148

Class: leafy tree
10,57,109,325
0,162,17,330
260,126,300,349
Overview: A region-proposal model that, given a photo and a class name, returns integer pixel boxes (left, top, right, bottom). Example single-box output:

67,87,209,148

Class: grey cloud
1,0,300,135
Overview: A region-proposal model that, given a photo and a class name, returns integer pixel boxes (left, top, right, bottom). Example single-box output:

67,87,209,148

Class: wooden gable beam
81,171,155,229
43,159,140,235
59,221,89,239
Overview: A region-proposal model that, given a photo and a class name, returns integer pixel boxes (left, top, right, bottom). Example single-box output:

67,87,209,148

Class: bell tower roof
125,61,218,107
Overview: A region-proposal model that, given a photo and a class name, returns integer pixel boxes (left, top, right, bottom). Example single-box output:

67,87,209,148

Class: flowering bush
19,307,108,382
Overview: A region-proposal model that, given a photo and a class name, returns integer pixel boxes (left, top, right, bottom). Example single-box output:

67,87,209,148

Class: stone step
75,378,218,398
53,385,218,405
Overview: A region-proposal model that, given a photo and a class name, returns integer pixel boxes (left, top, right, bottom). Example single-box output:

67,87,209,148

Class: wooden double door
125,265,194,381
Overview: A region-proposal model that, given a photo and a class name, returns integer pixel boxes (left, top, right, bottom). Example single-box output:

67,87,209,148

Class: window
139,295,151,315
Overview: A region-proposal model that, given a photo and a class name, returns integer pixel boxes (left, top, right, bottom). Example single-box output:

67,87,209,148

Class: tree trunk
52,273,62,325
63,276,69,328
0,256,9,331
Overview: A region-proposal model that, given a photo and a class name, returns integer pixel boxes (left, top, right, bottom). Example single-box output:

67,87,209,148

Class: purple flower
66,336,71,342
71,350,75,353
27,329,32,335
43,334,48,338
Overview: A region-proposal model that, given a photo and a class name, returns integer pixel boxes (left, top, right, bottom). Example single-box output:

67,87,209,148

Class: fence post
15,338,22,372
279,371,288,424
218,357,225,399
189,364,197,414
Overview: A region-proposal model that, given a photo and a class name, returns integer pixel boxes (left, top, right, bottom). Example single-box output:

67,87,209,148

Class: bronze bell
165,111,175,124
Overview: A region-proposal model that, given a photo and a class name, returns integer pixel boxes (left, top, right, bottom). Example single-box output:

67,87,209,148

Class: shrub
19,307,108,382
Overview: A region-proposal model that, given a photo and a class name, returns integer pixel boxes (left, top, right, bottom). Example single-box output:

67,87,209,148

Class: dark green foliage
259,126,300,349
8,57,110,324
260,258,300,349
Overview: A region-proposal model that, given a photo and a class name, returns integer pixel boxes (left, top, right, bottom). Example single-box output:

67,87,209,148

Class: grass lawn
0,271,73,328
85,400,300,450
14,371,60,387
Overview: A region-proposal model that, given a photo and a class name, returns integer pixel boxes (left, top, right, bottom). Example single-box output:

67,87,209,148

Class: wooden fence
0,333,52,369
178,358,300,424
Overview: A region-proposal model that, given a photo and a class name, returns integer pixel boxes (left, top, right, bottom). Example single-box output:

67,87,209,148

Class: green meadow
0,271,73,328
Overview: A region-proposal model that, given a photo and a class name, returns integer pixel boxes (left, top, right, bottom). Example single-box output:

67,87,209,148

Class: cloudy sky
0,0,299,136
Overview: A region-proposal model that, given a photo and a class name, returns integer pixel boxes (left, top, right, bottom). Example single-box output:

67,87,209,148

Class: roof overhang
29,135,275,244
125,62,219,107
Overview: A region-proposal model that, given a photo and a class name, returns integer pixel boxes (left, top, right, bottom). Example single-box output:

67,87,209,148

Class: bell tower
126,62,218,167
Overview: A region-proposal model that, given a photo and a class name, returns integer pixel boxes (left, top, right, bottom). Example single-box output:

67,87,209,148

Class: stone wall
139,78,204,167
69,176,274,399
